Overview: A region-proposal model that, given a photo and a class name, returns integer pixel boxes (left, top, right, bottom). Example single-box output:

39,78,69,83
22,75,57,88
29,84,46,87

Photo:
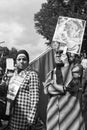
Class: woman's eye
17,58,27,61
23,58,27,61
17,58,21,61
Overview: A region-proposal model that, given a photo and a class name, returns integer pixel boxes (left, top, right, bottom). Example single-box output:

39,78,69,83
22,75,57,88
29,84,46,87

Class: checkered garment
8,69,40,130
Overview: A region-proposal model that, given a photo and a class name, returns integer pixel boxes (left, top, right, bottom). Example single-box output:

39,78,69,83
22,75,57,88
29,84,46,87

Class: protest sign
6,58,14,70
53,16,86,54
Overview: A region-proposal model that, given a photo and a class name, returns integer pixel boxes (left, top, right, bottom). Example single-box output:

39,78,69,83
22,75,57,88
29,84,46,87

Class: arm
44,80,64,95
48,83,64,95
44,71,65,95
28,71,39,125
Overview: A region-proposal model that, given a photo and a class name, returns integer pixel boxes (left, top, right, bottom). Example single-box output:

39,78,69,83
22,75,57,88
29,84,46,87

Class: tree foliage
9,47,17,60
34,0,87,51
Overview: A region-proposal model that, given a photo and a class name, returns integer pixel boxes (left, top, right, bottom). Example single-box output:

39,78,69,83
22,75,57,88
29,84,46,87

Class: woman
6,50,40,130
44,41,85,130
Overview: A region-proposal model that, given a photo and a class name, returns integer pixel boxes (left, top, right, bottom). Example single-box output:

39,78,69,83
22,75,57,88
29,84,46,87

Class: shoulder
27,69,39,78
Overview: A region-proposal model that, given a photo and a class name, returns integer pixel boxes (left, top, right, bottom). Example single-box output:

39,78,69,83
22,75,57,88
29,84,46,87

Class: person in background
0,67,4,83
44,41,85,130
81,52,87,129
6,50,40,130
0,66,4,127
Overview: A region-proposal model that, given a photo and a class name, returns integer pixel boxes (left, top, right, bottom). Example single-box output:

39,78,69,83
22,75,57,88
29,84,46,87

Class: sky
0,0,48,60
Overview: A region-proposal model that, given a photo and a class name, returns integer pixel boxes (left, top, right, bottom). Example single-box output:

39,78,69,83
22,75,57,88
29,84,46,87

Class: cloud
0,22,25,48
0,0,47,60
11,36,48,60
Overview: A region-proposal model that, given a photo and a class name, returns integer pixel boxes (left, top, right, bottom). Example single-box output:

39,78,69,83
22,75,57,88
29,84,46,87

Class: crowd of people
0,43,86,130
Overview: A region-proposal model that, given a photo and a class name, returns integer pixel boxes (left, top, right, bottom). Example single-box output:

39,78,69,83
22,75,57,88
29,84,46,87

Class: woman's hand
48,81,64,95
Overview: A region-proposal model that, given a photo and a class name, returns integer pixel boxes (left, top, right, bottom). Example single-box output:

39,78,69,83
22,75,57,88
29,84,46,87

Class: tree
9,47,17,60
2,47,9,56
34,0,87,51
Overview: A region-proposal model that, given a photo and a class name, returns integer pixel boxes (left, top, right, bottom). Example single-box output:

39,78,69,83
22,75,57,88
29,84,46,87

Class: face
51,41,64,65
72,65,83,79
16,54,29,71
72,66,80,78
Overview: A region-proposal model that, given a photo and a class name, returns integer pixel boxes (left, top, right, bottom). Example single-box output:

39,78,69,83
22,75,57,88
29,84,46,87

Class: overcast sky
0,0,48,60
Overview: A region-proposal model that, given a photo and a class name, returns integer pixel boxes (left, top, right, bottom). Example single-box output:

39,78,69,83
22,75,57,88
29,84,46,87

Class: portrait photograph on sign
53,16,86,54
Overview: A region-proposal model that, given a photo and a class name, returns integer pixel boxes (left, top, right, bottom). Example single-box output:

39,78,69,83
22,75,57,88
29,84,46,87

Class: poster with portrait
53,16,86,54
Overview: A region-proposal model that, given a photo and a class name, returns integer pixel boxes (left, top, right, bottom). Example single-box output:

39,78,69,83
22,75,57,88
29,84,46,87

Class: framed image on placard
53,16,86,54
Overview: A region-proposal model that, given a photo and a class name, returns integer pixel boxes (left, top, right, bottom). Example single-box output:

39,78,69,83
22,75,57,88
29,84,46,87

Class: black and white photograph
0,0,87,130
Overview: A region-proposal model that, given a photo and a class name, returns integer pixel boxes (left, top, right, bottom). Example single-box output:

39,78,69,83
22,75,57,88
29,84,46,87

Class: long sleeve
44,69,64,95
28,71,40,125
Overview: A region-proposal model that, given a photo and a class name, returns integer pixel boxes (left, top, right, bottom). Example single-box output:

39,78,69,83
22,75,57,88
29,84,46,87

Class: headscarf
16,50,29,62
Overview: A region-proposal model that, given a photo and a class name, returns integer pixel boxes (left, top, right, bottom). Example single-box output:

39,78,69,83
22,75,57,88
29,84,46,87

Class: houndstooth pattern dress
8,69,40,130
44,66,85,130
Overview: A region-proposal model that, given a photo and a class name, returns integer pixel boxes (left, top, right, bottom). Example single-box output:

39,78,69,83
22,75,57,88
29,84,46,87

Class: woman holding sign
6,50,40,130
44,41,85,130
